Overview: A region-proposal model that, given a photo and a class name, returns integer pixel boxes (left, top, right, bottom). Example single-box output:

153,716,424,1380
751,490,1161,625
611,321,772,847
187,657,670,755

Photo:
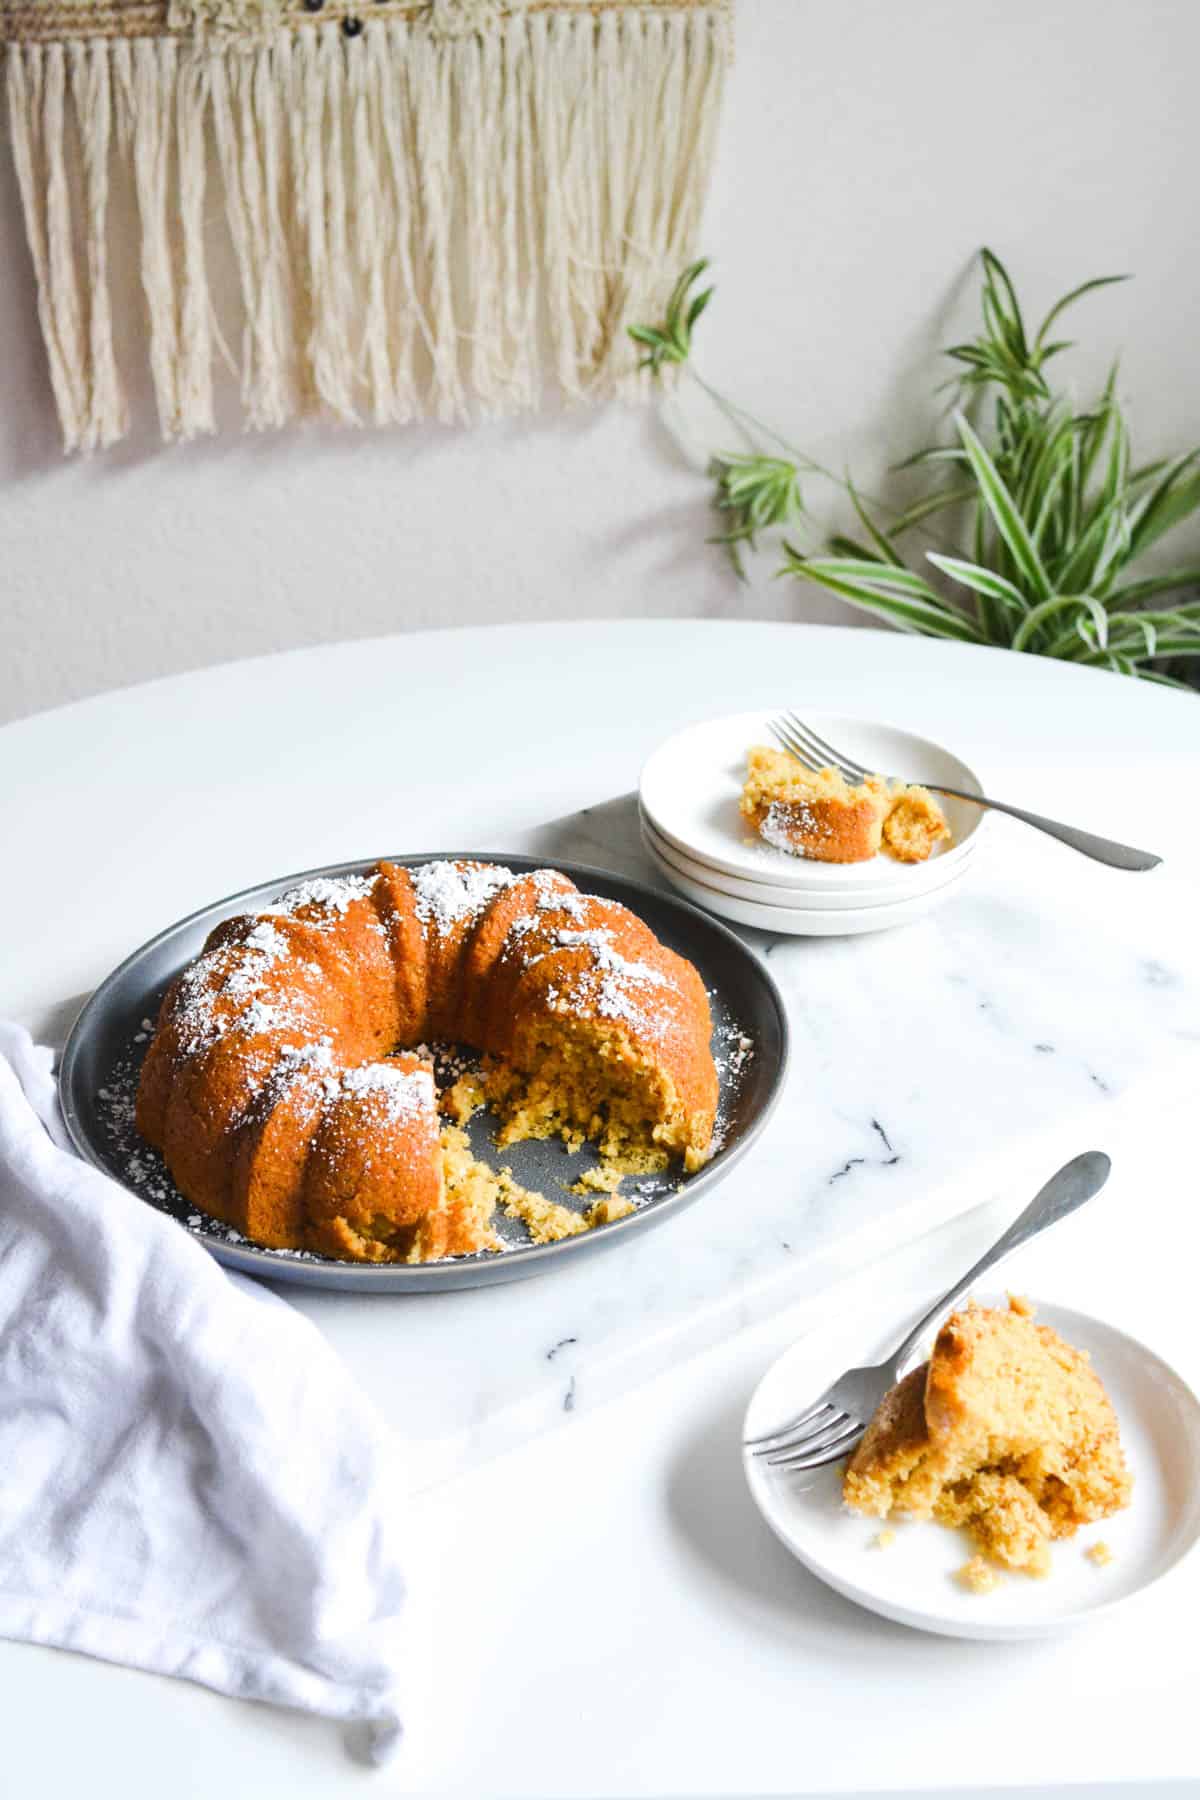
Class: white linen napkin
0,1022,407,1762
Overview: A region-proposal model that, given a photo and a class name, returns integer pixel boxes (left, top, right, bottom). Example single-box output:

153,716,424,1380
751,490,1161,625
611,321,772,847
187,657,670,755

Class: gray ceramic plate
58,852,789,1292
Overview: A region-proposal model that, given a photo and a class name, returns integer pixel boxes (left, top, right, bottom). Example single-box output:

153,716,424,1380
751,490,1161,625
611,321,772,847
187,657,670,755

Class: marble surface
3,623,1198,1488
290,783,1200,1483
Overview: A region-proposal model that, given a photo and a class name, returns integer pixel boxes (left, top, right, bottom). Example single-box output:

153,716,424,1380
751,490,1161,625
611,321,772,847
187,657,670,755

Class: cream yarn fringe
3,6,732,451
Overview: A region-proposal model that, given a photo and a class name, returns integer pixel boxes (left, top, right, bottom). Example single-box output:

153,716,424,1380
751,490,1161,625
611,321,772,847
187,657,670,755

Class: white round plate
641,805,975,912
743,1295,1200,1641
643,831,969,936
639,711,985,891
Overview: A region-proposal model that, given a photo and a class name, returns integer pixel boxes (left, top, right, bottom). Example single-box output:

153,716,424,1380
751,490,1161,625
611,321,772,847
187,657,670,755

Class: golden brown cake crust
135,860,718,1264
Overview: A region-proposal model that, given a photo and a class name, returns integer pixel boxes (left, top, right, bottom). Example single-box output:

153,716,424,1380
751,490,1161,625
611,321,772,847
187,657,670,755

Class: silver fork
769,712,1161,872
745,1149,1111,1470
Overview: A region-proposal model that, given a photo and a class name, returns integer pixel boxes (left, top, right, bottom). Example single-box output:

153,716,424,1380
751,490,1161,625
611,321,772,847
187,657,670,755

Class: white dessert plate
743,1295,1200,1641
640,711,986,891
641,805,975,912
643,831,970,936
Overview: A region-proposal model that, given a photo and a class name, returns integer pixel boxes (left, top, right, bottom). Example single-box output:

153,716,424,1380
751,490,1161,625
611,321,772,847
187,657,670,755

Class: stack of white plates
639,711,986,936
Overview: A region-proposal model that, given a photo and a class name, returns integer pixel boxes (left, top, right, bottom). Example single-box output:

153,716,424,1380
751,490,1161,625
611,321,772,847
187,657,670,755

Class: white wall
2,0,1197,723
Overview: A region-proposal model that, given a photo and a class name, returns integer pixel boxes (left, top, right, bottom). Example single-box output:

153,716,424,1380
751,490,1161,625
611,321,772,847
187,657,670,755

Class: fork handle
888,1150,1112,1374
930,785,1161,872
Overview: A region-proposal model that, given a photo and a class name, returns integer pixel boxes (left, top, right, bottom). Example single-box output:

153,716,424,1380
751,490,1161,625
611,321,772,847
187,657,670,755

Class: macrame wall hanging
1,0,733,451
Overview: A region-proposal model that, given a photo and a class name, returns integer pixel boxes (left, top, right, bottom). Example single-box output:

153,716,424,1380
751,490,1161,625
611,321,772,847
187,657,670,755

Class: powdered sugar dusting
270,874,375,917
410,860,517,932
340,1062,436,1125
243,920,287,956
501,873,597,954
526,921,676,1035
708,1017,757,1156
170,921,295,1055
760,799,833,853
262,1036,340,1106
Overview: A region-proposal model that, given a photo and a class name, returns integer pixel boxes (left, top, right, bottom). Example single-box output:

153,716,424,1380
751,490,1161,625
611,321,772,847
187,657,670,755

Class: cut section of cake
843,1298,1131,1578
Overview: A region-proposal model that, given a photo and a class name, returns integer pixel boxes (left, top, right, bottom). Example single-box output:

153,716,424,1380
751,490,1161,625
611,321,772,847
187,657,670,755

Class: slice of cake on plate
843,1297,1132,1579
740,746,951,865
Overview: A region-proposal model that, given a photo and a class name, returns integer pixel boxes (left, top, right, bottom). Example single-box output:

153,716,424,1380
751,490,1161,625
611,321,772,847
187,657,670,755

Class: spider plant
630,253,1200,684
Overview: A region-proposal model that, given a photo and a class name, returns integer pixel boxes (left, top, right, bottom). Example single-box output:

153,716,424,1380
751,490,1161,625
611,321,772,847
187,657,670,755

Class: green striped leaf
888,486,978,535
1103,570,1200,607
1033,274,1129,352
792,557,950,600
1128,451,1200,558
781,553,985,643
846,479,904,567
955,413,1053,599
926,554,1028,619
1013,593,1108,655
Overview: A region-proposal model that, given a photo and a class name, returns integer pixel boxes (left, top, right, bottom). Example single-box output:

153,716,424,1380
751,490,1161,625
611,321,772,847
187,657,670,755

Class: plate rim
641,806,974,910
643,831,969,936
58,849,790,1292
639,708,986,889
742,1294,1200,1641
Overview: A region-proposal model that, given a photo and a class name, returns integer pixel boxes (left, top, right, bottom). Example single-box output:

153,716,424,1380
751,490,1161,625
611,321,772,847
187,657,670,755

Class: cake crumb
1086,1540,1115,1567
568,1163,627,1198
584,1195,635,1227
871,1529,897,1551
1007,1292,1035,1318
441,1071,486,1125
956,1556,1002,1594
502,1188,588,1245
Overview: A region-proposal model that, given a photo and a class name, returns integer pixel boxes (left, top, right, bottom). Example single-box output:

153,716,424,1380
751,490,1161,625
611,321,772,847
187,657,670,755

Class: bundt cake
740,746,951,865
843,1298,1132,1579
135,860,718,1263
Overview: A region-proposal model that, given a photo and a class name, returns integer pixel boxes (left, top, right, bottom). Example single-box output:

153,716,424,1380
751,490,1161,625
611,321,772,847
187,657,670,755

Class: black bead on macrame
342,13,363,33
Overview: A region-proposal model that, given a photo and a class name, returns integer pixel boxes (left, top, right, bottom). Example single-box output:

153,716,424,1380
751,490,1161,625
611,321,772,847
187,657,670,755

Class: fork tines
754,1406,865,1470
770,714,872,784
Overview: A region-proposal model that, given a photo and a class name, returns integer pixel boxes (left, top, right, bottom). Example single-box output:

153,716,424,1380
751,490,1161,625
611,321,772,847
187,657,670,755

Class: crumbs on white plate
871,1529,897,1551
956,1556,1003,1595
1086,1540,1115,1567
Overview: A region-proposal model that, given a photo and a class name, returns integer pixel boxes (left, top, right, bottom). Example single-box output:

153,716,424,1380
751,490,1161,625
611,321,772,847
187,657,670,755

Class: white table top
2,621,1198,1797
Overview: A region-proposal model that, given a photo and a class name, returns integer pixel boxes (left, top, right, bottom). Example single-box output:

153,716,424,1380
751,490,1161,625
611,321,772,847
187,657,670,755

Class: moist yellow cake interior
386,1039,667,1254
880,785,953,863
843,1298,1131,1579
329,1115,642,1264
741,746,888,813
481,1013,705,1174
